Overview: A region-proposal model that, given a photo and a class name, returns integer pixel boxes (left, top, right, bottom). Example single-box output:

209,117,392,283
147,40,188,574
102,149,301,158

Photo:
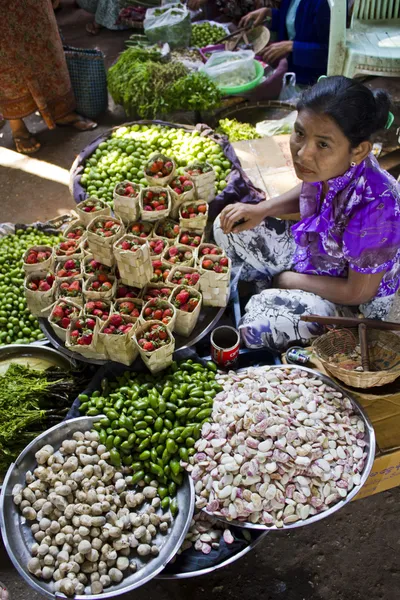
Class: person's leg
239,288,344,352
9,118,40,154
55,112,97,131
214,214,296,284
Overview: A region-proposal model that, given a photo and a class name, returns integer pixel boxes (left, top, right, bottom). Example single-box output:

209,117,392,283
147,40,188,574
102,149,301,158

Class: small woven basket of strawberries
134,321,175,374
87,216,125,267
167,266,201,290
142,284,173,303
162,244,195,267
195,243,225,264
113,235,153,288
139,298,176,332
62,220,87,243
153,219,180,245
199,255,231,307
24,271,56,317
48,299,82,342
140,187,171,223
116,281,142,300
23,246,54,275
126,220,154,239
168,175,195,219
148,238,168,258
55,278,84,307
112,297,143,321
170,285,202,337
179,201,208,231
113,181,142,224
66,315,105,360
150,259,171,284
144,153,176,187
176,229,204,249
76,197,111,227
98,314,138,366
54,239,83,260
183,162,216,203
83,299,112,324
55,257,83,281
83,256,115,279
83,274,117,302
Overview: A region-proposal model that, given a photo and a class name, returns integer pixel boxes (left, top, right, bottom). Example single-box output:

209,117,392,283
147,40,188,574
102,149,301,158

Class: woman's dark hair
297,76,392,147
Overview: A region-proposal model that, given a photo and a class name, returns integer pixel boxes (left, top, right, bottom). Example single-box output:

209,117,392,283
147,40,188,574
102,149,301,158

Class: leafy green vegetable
108,48,222,118
217,118,261,142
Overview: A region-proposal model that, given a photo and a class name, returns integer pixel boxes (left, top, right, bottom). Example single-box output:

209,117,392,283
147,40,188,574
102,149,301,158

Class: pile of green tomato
191,22,227,48
0,228,62,346
80,124,231,207
79,359,221,510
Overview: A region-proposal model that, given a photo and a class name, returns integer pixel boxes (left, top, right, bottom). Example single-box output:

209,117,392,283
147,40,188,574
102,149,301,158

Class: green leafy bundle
217,118,261,142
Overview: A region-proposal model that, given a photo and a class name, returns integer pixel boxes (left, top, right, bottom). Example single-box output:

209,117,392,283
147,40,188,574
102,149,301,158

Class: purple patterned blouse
291,153,400,298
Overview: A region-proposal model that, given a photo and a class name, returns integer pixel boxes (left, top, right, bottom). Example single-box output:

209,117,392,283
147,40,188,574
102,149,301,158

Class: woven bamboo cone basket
140,187,172,223
144,153,176,187
166,265,201,291
113,235,153,288
179,200,208,231
139,299,177,332
24,271,55,317
55,256,83,282
98,317,139,365
66,316,105,360
113,181,142,224
170,285,202,337
55,278,84,307
86,216,125,266
199,255,231,308
23,246,55,276
76,198,111,227
134,320,175,373
48,299,82,343
83,275,117,303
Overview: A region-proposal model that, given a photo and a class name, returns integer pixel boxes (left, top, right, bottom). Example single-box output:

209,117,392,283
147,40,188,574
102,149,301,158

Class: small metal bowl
0,416,195,599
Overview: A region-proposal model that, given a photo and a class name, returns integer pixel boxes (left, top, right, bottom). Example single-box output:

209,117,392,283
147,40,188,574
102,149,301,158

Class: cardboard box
283,351,400,500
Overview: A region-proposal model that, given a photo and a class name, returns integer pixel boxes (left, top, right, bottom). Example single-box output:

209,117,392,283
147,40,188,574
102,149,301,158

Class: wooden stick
300,314,400,331
214,20,270,45
358,323,370,371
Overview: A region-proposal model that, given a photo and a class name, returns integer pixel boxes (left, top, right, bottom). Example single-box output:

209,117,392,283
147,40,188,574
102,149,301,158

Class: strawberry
170,269,200,287
151,260,170,283
116,283,140,299
128,221,152,238
149,240,166,256
80,198,104,213
169,176,194,195
145,156,174,179
109,314,123,327
52,305,64,321
55,240,80,256
142,286,171,302
202,256,230,273
91,218,122,238
37,251,50,262
178,231,202,248
142,189,170,213
173,287,200,313
69,316,96,346
138,323,170,351
180,202,208,219
88,275,113,292
66,225,85,240
60,317,71,329
117,236,144,253
115,182,139,198
164,246,193,265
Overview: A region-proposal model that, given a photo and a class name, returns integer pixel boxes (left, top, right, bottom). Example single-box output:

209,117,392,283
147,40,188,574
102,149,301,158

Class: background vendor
240,0,331,85
214,76,400,352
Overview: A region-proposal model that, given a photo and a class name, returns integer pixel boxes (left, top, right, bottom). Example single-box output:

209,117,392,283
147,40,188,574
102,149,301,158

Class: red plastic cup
210,325,240,368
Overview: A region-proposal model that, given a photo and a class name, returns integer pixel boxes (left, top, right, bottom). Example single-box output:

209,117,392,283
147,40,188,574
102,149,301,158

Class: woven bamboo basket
149,260,172,284
113,235,153,288
55,256,83,282
55,278,84,307
24,271,56,317
48,299,82,343
126,220,154,239
170,285,202,337
195,243,225,264
139,298,177,332
82,255,115,279
162,244,195,267
175,228,204,249
66,316,105,360
86,216,125,267
139,187,172,223
144,153,176,187
76,198,111,227
168,180,195,220
62,219,87,242
183,163,216,203
179,200,208,231
23,246,55,276
98,316,139,365
153,219,180,246
313,328,400,388
112,297,143,321
199,255,231,308
134,320,175,373
113,181,142,224
142,283,174,303
83,275,117,303
166,265,201,290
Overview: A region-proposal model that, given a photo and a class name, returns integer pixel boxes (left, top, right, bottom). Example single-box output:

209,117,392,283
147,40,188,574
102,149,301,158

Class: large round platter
0,343,75,373
201,364,375,531
0,416,195,599
38,303,225,365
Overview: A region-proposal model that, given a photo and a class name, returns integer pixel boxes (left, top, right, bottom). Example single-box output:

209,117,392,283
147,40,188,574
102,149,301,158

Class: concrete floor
1,3,400,599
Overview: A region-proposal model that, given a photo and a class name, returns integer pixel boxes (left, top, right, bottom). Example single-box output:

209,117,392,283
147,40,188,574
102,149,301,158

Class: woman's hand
220,202,268,234
187,0,207,9
239,7,271,28
261,41,293,64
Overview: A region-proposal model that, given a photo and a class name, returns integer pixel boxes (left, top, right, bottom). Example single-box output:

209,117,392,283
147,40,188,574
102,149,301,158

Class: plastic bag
256,110,297,136
279,72,301,101
144,3,191,49
200,50,256,88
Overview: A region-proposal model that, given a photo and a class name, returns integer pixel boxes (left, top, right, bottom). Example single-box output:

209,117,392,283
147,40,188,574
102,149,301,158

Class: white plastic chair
327,0,400,78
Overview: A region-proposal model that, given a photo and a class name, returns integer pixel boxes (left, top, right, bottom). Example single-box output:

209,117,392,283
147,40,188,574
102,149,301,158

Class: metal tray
0,343,75,371
0,416,195,600
202,364,376,531
39,304,225,365
158,530,268,579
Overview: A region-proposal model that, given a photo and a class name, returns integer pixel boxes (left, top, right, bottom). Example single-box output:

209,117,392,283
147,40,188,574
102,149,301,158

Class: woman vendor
214,76,400,352
239,0,331,85
0,0,96,154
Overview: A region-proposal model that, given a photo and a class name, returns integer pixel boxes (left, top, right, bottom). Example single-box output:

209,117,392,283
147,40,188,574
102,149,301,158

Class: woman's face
290,109,354,183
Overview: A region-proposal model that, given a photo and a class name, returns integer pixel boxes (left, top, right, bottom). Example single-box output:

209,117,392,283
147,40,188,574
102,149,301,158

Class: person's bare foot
56,112,97,131
86,21,102,35
9,119,41,154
